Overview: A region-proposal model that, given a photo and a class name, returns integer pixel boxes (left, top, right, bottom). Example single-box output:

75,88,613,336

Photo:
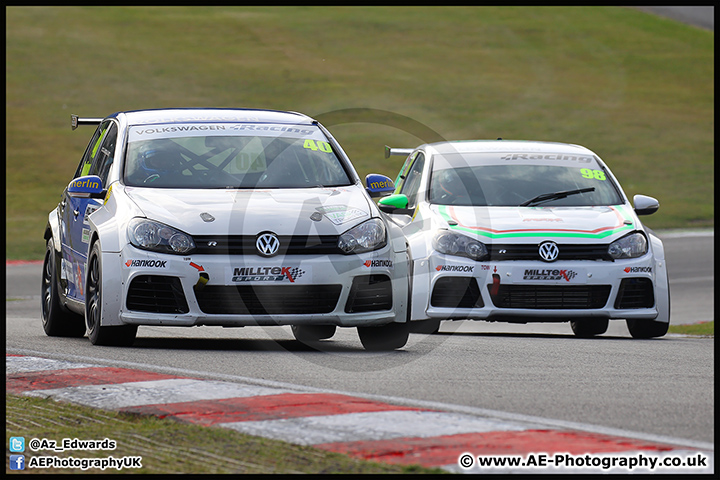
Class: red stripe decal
316,430,682,467
6,367,183,394
121,393,425,425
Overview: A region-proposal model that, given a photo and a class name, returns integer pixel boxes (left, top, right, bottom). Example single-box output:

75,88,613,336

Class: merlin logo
364,260,393,268
436,265,474,272
232,266,305,283
624,266,652,273
125,260,167,268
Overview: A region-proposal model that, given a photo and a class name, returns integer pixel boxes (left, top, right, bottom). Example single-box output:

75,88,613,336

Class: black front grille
487,243,613,262
345,275,393,313
192,235,342,256
431,277,484,308
489,284,611,309
126,275,189,314
195,285,342,315
615,278,655,309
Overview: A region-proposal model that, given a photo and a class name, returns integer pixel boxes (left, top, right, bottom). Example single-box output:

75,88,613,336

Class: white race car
379,140,670,338
42,108,412,350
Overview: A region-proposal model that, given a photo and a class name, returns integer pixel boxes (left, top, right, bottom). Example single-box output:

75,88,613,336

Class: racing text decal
500,153,593,163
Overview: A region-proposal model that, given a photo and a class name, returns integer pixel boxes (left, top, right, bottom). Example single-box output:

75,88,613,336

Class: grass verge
6,394,445,474
5,6,714,260
668,320,714,337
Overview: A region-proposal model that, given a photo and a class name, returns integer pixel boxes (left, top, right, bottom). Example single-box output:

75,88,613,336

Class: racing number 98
581,168,606,181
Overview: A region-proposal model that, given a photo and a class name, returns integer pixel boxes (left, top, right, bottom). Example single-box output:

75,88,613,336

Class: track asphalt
7,354,713,473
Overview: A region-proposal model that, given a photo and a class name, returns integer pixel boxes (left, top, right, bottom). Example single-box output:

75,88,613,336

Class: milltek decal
524,269,577,282
364,260,393,268
624,266,652,273
125,260,167,268
232,266,305,283
436,265,475,272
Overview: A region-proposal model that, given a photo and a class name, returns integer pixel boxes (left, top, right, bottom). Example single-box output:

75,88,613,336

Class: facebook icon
10,455,25,470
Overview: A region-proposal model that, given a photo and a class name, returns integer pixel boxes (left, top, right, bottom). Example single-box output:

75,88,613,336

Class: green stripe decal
439,205,634,239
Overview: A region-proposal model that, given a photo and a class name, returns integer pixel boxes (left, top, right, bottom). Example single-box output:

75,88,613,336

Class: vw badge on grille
256,233,280,257
538,241,559,262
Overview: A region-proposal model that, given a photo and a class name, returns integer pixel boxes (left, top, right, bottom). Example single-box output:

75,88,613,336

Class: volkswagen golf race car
42,108,412,350
378,140,669,338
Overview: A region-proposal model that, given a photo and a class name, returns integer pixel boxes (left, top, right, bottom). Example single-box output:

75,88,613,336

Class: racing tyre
570,318,609,338
291,325,337,343
409,319,441,334
357,322,410,351
41,238,86,337
626,319,669,339
85,242,137,346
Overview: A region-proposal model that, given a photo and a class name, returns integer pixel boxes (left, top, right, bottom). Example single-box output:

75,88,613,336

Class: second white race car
379,140,670,338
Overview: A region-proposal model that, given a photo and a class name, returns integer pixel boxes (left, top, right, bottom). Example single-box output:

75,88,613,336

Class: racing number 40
303,139,332,153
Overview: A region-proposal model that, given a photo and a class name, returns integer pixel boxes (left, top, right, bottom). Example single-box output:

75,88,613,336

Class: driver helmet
435,168,462,196
139,143,183,176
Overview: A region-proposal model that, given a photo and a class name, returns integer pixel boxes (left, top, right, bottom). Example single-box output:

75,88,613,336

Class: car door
391,151,427,237
60,120,117,301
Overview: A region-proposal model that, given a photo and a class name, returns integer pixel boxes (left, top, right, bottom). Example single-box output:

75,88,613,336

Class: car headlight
432,230,488,261
128,218,195,254
338,218,386,254
608,232,647,259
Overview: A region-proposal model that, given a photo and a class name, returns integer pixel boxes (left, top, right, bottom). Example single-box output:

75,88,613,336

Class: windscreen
124,123,352,188
428,151,624,207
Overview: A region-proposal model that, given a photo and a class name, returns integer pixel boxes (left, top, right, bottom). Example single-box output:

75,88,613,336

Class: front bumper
411,253,668,323
102,245,408,327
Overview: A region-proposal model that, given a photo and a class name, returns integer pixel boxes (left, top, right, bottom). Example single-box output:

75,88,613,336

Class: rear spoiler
384,145,414,158
71,114,103,130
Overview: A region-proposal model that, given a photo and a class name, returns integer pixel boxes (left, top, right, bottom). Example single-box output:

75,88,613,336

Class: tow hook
194,272,209,292
490,273,501,297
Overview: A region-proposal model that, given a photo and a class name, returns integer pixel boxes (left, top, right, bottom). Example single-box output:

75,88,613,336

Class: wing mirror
633,194,659,216
378,193,414,215
67,175,106,199
365,174,395,198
